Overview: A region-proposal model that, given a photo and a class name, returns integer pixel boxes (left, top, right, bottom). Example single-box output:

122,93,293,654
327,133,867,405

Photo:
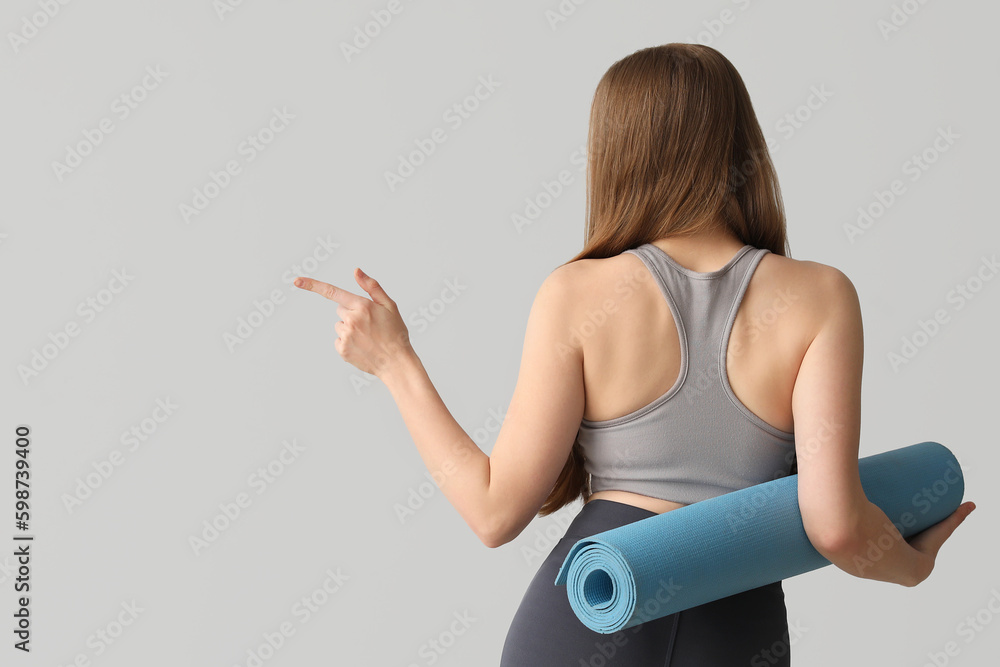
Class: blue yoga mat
554,441,964,633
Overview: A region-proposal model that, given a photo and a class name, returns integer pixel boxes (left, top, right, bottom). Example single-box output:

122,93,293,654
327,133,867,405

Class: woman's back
572,232,830,516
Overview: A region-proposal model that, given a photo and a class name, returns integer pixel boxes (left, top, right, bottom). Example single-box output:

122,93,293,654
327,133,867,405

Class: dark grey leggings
500,499,792,666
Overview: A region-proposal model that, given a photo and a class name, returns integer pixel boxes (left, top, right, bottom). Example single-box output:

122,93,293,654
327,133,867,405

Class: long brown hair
537,43,792,517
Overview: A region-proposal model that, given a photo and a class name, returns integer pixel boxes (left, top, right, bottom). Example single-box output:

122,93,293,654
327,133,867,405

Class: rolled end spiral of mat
554,441,965,634
562,544,634,633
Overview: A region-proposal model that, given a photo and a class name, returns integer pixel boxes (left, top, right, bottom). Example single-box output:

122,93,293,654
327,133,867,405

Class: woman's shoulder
752,252,862,348
756,251,859,303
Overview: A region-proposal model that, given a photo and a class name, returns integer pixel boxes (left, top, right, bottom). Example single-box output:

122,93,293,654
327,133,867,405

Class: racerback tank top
578,242,796,505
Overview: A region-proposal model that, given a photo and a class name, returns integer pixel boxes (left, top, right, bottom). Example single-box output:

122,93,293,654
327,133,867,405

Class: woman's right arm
791,266,974,587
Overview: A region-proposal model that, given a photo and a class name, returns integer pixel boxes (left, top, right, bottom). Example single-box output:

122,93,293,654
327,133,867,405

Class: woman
294,43,975,666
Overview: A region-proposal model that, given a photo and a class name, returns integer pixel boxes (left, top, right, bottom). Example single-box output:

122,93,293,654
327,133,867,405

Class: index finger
294,276,366,308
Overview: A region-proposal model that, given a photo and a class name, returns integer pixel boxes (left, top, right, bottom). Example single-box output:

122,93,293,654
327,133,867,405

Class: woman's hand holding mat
554,441,967,634
905,498,976,584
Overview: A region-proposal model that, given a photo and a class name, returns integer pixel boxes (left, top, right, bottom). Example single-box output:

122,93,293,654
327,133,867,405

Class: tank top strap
624,243,769,385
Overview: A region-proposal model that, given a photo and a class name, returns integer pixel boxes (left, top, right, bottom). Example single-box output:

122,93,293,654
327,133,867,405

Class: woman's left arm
294,264,586,548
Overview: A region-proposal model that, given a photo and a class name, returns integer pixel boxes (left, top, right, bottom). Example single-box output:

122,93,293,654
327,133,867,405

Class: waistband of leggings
564,498,659,536
582,498,658,518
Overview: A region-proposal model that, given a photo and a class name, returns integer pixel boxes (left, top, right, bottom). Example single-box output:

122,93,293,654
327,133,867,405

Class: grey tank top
578,242,796,505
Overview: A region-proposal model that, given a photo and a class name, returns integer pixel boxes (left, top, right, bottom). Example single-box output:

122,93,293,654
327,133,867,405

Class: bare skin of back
576,229,823,516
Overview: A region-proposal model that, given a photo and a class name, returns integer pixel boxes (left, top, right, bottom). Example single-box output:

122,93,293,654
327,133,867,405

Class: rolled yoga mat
554,441,964,634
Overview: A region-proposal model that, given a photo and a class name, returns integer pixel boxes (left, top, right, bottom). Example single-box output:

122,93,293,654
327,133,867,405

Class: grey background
2,0,997,665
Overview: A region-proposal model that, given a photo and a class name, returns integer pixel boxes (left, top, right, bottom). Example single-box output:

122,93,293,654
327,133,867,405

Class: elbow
475,515,508,549
478,526,509,549
809,526,858,559
801,496,870,560
803,511,865,560
479,532,506,549
477,510,519,549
